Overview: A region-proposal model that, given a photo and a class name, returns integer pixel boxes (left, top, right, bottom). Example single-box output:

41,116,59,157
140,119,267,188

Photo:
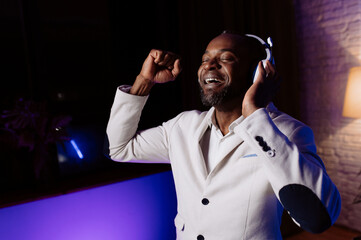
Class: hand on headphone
242,60,281,118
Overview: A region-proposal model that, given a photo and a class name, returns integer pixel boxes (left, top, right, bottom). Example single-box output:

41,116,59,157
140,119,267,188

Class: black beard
199,85,230,107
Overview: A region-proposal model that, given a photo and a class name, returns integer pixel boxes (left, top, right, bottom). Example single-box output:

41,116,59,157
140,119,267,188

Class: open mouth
204,78,223,84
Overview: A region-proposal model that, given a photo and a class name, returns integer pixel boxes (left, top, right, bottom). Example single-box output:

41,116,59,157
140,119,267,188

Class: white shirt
200,113,245,173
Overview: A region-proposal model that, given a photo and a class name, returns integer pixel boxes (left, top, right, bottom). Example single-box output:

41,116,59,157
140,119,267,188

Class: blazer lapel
217,135,244,162
208,134,244,177
193,109,215,180
194,107,246,178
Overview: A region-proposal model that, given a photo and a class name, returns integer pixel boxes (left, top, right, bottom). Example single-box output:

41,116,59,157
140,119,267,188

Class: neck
214,98,243,135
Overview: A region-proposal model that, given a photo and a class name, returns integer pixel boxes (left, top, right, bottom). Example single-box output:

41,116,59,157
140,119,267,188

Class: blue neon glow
0,171,177,240
70,139,84,159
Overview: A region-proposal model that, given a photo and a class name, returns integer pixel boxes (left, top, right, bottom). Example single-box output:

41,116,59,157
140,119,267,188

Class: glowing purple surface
0,171,177,240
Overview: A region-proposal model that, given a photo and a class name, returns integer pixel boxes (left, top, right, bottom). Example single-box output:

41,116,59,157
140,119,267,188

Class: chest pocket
241,153,258,159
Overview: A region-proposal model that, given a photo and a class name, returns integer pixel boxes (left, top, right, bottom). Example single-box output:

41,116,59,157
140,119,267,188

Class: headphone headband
245,34,275,82
245,34,274,64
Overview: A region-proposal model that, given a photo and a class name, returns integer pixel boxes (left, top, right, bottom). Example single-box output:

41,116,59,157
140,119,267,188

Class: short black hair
221,30,266,62
221,30,267,84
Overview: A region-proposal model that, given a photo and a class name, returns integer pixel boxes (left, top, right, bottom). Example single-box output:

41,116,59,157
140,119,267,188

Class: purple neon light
0,171,177,240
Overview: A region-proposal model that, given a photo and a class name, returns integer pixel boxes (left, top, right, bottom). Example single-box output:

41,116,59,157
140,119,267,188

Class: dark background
0,0,300,206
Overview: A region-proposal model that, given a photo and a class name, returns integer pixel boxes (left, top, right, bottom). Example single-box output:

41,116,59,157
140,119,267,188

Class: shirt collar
228,115,245,132
205,107,216,128
205,107,245,133
205,102,277,132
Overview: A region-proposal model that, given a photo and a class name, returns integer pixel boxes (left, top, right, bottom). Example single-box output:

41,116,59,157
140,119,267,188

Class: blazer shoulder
164,109,209,131
178,109,208,125
270,109,312,139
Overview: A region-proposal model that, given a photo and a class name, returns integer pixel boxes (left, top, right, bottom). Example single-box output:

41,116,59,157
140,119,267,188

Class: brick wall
294,0,361,232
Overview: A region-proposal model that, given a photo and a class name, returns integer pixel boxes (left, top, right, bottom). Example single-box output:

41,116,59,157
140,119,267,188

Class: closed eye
220,53,236,62
220,58,234,62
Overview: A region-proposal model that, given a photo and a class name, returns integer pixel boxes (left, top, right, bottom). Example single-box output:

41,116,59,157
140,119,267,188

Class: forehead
205,34,249,55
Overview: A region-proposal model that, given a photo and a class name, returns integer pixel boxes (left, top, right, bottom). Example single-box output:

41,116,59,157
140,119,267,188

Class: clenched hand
130,49,182,96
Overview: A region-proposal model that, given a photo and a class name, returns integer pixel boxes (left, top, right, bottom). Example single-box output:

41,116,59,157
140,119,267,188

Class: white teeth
205,78,221,84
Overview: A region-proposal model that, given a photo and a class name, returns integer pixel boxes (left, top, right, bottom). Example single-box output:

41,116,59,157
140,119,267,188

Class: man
106,32,341,239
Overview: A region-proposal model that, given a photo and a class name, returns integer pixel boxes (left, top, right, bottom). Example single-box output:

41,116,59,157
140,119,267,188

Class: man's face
197,34,252,107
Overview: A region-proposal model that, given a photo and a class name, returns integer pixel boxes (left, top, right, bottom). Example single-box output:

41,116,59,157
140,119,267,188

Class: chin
199,87,228,107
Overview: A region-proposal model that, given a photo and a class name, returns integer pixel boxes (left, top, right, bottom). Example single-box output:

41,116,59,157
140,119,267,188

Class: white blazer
106,87,341,240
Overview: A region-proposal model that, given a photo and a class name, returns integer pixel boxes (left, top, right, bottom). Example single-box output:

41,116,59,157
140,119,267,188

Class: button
256,136,266,147
197,235,205,240
255,136,263,142
262,145,271,152
201,198,209,205
267,149,276,157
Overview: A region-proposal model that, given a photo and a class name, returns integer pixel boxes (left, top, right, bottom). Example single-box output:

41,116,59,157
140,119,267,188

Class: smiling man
106,32,341,239
198,34,259,109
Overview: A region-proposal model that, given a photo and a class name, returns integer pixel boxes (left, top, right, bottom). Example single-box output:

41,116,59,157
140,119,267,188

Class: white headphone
245,34,275,83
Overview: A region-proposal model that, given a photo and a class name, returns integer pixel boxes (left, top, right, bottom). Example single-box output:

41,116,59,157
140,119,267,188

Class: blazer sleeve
106,86,174,163
234,108,341,234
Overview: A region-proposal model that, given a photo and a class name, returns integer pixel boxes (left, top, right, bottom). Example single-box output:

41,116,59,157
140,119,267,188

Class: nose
204,58,221,70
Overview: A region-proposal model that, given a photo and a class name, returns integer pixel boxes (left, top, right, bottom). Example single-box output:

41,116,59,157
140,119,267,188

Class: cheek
228,66,249,89
225,65,238,81
233,64,250,81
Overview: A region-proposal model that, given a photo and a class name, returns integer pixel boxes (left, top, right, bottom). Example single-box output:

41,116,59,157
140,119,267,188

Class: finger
160,53,176,68
167,54,182,70
265,60,276,77
143,52,156,68
160,51,180,69
265,61,281,97
150,49,166,64
257,61,267,82
171,58,182,78
140,53,158,79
